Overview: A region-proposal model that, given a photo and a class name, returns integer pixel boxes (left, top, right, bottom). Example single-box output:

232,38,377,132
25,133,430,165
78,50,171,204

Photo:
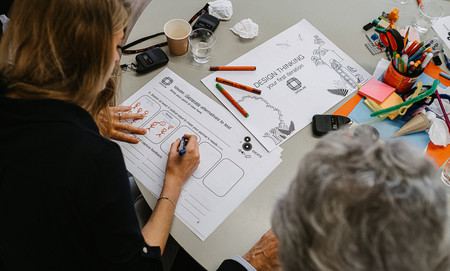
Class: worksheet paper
202,19,371,151
433,16,450,50
117,68,283,241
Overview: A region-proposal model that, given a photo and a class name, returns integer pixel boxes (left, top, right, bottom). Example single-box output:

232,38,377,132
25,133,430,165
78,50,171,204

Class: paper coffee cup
164,19,192,56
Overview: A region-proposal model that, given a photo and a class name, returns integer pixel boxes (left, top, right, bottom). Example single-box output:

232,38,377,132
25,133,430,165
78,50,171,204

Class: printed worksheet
202,19,371,151
117,68,282,241
433,16,450,50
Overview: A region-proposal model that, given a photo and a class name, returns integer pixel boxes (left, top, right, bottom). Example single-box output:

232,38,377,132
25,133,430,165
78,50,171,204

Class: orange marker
210,66,256,71
216,77,262,95
216,83,249,118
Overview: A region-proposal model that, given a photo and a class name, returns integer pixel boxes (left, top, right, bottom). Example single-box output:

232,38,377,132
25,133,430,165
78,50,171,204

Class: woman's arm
141,134,200,252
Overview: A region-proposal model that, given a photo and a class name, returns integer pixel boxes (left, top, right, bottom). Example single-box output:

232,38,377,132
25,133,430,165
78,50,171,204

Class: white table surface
119,0,450,269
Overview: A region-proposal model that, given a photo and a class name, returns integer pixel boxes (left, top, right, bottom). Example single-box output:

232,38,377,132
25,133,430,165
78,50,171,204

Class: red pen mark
156,124,174,137
132,102,141,110
146,121,166,131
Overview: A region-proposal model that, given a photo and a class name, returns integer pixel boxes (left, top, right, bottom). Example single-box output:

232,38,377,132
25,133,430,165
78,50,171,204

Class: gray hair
272,127,449,271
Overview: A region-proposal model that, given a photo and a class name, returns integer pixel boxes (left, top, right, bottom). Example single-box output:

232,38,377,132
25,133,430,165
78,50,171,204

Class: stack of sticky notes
358,78,402,120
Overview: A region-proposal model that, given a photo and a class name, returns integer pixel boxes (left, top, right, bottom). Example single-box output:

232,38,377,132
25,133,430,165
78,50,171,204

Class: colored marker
435,90,450,133
401,54,409,71
399,58,404,73
421,53,433,69
394,53,400,70
216,77,262,95
210,66,256,71
410,46,426,62
404,40,418,55
216,83,249,118
408,42,424,57
440,72,450,80
178,136,188,155
419,52,428,62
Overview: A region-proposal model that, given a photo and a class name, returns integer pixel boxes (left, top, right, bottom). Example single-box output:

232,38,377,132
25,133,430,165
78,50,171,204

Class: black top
0,94,162,270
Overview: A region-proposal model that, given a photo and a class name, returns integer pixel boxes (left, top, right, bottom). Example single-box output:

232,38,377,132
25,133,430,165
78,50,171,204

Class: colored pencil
216,83,249,118
216,77,262,95
403,27,410,51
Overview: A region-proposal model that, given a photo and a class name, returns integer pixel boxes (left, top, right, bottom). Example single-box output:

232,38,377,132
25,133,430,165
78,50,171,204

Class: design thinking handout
202,19,371,151
118,68,282,241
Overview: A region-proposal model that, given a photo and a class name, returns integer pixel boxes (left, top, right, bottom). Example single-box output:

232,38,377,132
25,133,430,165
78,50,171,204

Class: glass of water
413,1,443,34
189,28,216,64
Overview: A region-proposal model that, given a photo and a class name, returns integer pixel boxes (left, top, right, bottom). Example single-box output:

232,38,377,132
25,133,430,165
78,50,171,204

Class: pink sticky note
358,78,395,103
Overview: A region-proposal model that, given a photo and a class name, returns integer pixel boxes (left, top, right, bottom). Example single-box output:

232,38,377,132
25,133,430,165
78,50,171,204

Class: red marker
210,66,256,71
216,77,262,95
404,40,418,56
216,83,249,118
407,42,424,57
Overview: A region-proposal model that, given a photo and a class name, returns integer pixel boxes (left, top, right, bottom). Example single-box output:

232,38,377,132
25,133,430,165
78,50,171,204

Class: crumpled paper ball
208,0,233,21
426,109,450,146
230,18,259,39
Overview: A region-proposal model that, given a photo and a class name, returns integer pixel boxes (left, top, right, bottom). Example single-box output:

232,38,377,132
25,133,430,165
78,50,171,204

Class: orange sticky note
358,78,396,103
375,92,403,120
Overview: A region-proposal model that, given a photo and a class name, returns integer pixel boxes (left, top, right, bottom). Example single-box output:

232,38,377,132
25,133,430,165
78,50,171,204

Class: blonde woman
0,0,200,270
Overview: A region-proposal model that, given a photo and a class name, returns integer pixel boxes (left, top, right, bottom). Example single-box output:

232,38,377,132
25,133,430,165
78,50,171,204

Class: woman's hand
109,106,147,143
163,134,200,196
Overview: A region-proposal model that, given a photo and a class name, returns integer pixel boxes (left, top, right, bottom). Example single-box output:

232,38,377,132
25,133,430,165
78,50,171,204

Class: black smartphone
312,114,352,136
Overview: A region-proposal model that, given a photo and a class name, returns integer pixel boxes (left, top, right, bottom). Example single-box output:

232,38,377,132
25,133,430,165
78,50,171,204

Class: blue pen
444,53,450,70
178,136,187,155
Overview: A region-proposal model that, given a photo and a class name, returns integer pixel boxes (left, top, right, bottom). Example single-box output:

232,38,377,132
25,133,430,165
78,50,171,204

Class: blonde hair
0,0,130,135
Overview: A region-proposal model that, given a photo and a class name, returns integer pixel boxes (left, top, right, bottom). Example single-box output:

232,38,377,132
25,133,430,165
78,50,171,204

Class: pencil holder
382,61,419,95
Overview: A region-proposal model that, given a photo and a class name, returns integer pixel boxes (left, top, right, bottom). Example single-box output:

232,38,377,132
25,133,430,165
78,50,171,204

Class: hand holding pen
164,134,200,191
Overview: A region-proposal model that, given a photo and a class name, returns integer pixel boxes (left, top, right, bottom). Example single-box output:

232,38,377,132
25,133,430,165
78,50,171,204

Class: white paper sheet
433,16,450,50
117,68,282,241
202,19,371,151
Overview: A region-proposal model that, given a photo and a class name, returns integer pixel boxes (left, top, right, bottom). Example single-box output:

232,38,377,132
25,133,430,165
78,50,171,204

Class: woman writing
0,0,200,270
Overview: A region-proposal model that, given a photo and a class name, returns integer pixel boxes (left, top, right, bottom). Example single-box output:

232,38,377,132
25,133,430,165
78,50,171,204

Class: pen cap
382,60,419,95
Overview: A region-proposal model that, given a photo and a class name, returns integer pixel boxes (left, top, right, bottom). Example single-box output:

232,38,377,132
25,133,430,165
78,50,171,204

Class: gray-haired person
219,127,449,271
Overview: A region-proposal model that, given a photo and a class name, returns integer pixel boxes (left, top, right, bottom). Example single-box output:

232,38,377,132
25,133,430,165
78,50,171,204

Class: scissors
379,29,404,56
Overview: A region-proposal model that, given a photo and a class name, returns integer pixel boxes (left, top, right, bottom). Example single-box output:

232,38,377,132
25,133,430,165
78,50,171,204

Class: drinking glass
189,28,216,63
413,1,444,33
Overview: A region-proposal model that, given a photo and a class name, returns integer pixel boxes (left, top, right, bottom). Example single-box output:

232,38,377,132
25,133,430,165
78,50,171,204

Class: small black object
363,22,373,31
135,47,168,74
312,114,352,136
192,13,220,32
432,55,442,66
244,136,251,142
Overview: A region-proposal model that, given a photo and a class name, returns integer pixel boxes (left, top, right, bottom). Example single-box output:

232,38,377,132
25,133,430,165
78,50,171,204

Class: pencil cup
382,61,419,95
164,19,192,56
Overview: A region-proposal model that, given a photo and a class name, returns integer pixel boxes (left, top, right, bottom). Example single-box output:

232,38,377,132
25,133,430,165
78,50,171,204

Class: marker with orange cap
216,77,262,95
210,66,256,71
216,83,249,118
